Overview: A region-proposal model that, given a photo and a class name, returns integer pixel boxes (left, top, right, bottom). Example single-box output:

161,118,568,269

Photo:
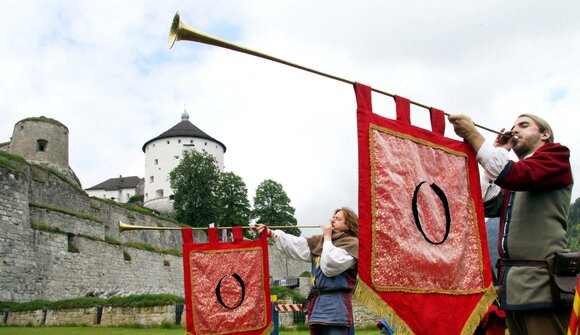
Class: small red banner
182,227,272,335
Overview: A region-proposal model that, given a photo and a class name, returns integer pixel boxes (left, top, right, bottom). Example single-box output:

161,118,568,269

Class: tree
567,197,580,250
215,172,252,238
252,179,300,236
169,150,220,228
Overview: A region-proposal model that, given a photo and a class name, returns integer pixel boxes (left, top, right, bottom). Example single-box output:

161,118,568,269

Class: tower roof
142,110,226,152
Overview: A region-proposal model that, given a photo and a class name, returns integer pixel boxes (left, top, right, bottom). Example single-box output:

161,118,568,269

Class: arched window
37,139,48,152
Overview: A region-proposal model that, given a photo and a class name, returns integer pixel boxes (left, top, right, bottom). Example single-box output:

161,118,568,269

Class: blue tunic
307,255,357,326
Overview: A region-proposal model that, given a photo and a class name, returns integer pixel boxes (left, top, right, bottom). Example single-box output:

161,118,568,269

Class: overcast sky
1,1,578,236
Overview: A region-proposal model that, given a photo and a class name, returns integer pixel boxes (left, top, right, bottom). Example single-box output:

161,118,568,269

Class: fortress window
178,139,181,144
156,189,164,198
167,140,170,144
37,139,48,152
149,176,154,183
154,159,158,165
67,234,79,253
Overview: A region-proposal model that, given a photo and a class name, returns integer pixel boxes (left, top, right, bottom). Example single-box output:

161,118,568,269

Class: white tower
142,110,226,215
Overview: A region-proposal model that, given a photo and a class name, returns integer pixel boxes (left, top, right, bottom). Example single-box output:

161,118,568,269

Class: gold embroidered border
188,246,268,335
368,124,487,295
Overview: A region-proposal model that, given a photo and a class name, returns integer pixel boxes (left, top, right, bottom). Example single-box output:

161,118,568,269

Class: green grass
0,327,379,335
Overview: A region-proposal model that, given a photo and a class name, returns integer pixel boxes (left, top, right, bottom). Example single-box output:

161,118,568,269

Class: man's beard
513,134,541,158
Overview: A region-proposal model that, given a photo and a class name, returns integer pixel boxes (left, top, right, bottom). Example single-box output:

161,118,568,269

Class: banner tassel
353,278,415,335
461,285,498,335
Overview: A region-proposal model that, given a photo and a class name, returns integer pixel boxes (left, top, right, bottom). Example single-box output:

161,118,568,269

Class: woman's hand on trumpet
321,224,333,240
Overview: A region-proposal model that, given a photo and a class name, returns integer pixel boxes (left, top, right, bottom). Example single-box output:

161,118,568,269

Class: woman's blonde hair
336,207,359,236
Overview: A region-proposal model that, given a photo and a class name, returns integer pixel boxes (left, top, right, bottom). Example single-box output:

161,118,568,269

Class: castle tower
9,116,80,186
142,109,226,215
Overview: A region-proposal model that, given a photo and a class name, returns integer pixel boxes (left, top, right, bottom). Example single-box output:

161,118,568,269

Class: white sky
1,1,578,236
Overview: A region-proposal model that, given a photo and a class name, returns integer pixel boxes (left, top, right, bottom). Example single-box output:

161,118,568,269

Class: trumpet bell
169,11,231,50
168,12,180,48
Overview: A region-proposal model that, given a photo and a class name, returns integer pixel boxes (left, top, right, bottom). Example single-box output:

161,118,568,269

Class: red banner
354,83,495,335
182,227,273,335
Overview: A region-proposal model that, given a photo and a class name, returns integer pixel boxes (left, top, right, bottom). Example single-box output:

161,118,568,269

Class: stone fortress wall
0,158,309,303
0,151,379,328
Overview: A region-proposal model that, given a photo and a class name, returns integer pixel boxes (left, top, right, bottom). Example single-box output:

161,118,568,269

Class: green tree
252,179,300,236
169,150,220,228
567,197,580,250
215,172,252,238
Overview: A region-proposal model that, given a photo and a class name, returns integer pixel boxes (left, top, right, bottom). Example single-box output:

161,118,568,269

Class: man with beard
448,113,573,335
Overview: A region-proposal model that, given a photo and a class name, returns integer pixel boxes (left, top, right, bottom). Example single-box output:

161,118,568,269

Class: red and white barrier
275,304,303,312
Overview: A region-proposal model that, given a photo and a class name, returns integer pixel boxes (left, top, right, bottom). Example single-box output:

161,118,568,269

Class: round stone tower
9,116,80,186
142,109,226,215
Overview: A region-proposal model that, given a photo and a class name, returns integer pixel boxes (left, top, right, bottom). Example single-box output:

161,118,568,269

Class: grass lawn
0,327,380,335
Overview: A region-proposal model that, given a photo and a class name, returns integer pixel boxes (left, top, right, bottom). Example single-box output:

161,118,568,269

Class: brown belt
496,258,549,269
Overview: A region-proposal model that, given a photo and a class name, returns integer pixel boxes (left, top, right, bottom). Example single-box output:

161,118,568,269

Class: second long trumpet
119,221,320,233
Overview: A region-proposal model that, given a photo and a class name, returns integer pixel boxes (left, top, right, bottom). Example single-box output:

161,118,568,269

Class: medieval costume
479,140,573,334
270,229,358,334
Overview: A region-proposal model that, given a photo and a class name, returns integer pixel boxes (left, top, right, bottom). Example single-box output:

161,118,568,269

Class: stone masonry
0,158,379,327
0,159,310,302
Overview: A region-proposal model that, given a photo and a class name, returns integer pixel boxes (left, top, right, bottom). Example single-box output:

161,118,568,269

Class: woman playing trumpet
254,207,359,335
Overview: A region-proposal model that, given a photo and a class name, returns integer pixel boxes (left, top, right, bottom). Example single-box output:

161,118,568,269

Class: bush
127,194,144,204
270,286,305,302
0,294,184,311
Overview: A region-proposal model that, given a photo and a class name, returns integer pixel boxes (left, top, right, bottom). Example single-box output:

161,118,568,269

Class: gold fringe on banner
353,278,498,335
353,278,415,335
461,285,498,335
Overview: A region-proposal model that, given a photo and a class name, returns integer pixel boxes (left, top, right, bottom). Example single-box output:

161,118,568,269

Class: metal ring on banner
215,273,246,309
412,181,451,245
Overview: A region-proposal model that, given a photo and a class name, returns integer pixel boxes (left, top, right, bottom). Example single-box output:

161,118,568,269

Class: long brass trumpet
119,221,319,233
168,11,501,135
119,221,183,232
